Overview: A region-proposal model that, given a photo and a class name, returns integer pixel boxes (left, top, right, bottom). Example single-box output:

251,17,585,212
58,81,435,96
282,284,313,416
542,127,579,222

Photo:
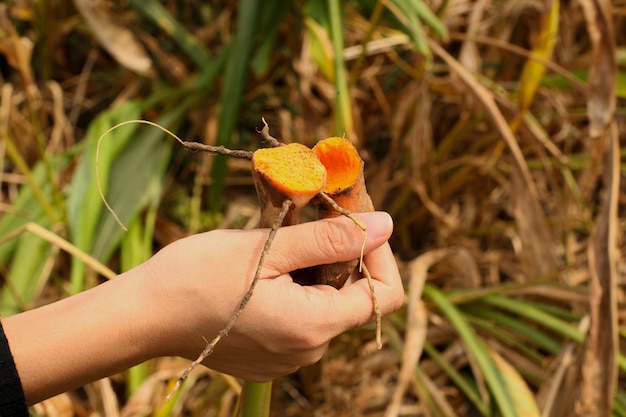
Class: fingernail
358,212,393,240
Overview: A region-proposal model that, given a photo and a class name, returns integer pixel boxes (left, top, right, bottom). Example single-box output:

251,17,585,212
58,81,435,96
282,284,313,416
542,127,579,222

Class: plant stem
2,133,60,225
241,381,273,417
327,0,353,138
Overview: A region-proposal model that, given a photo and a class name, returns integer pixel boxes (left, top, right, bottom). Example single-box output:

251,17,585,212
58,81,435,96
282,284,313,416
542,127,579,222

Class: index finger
334,242,404,326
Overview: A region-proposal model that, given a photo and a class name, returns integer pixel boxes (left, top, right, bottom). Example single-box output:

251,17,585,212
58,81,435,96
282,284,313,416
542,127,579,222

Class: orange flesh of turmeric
312,137,363,194
253,143,327,202
309,136,373,288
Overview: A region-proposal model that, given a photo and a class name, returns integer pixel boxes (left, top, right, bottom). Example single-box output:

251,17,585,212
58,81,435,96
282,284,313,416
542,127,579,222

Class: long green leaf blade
67,101,142,293
423,284,518,417
210,0,260,211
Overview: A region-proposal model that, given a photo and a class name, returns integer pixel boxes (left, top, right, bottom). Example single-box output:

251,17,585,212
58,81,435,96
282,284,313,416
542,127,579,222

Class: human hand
4,212,402,404
137,211,403,381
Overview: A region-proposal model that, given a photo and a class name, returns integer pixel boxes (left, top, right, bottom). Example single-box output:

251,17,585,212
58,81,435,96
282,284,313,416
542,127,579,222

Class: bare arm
3,212,403,405
3,271,155,403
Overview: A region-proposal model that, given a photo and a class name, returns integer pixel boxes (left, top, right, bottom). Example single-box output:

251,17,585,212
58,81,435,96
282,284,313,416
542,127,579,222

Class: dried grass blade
578,124,620,417
385,247,479,417
537,316,590,417
575,2,619,415
415,367,459,417
387,249,452,417
580,1,617,137
428,40,555,279
74,0,152,75
449,32,587,92
21,223,116,279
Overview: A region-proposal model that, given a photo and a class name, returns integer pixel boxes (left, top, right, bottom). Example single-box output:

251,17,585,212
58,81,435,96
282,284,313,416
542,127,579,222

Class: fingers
264,211,394,274
198,213,402,381
259,240,403,345
315,242,404,336
262,211,402,339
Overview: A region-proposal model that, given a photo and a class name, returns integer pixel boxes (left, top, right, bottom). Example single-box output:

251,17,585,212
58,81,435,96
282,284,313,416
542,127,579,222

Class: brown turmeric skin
312,137,374,288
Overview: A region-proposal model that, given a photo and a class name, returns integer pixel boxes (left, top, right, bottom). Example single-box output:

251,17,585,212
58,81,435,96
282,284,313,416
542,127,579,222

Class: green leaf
0,152,72,264
482,295,583,343
423,341,490,416
210,0,261,211
327,0,353,137
407,0,448,39
389,0,431,59
90,111,178,262
424,284,518,417
67,101,142,293
127,0,213,71
518,0,559,112
305,17,335,81
0,228,52,315
464,304,563,355
250,1,295,76
0,152,73,315
490,350,541,417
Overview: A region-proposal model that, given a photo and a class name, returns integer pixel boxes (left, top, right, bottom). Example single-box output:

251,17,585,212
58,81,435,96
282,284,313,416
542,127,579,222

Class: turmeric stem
317,191,382,350
241,381,273,417
166,198,294,401
318,191,367,270
312,136,373,289
257,117,282,148
182,141,253,159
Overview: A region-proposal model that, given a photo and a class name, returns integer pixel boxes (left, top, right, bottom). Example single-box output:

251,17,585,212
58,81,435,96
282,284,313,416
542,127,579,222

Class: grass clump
1,1,625,416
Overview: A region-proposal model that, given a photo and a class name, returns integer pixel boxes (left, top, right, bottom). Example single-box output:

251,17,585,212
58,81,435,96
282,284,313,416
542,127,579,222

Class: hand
4,212,403,404
138,211,403,381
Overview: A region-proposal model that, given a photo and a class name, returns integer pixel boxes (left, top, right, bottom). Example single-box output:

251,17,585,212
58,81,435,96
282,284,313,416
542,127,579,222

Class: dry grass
1,0,626,416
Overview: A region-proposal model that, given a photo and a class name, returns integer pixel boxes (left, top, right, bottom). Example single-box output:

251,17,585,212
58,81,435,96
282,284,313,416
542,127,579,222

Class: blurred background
0,0,625,416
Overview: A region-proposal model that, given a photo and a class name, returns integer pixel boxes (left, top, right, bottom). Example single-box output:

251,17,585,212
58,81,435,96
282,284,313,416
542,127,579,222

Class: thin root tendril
165,198,294,401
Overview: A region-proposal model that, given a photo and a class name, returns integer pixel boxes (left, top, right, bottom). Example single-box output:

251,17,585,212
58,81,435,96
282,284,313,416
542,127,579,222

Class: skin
3,211,403,405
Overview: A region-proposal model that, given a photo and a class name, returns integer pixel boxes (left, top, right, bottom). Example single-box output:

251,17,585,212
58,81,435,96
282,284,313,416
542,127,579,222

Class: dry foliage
1,0,626,416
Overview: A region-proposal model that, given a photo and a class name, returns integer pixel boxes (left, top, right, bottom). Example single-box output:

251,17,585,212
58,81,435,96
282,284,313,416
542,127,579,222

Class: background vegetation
0,0,625,416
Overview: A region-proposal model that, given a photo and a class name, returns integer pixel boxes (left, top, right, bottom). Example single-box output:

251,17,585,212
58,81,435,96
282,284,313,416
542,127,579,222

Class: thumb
264,212,394,274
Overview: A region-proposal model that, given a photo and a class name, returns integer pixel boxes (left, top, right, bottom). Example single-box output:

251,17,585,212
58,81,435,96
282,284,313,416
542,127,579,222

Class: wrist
125,258,217,362
120,262,174,361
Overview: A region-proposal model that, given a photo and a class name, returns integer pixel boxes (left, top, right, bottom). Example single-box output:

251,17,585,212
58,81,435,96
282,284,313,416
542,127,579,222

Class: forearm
0,213,402,405
3,267,157,405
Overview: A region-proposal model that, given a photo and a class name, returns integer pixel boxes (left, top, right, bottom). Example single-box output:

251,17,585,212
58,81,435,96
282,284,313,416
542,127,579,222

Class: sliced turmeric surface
312,137,363,195
252,143,327,206
310,136,374,289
